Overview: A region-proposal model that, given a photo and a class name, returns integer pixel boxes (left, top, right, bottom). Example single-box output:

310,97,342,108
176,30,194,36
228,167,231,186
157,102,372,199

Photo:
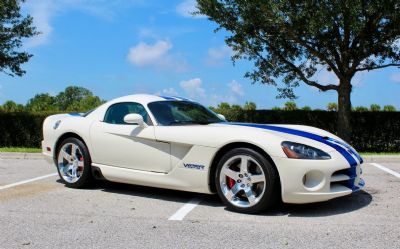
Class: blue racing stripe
225,122,360,167
158,95,176,100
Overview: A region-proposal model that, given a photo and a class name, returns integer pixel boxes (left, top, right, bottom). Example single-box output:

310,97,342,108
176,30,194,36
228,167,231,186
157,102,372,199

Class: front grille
331,165,363,191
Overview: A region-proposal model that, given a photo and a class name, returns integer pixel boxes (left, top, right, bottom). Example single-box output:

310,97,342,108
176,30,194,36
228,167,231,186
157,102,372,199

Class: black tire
215,148,279,214
56,137,93,188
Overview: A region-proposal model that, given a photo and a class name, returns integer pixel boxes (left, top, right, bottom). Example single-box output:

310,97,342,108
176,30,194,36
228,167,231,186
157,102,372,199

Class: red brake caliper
227,177,235,189
78,157,84,170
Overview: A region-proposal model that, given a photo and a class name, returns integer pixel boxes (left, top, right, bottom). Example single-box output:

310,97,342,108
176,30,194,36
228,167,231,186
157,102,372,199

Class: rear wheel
56,137,92,188
215,148,279,213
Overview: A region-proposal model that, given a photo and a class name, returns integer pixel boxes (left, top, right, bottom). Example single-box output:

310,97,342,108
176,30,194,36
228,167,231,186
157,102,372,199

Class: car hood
216,122,342,141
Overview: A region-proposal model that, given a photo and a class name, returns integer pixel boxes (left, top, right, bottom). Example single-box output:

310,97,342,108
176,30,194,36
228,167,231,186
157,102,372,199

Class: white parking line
168,197,203,221
370,163,400,178
0,173,58,191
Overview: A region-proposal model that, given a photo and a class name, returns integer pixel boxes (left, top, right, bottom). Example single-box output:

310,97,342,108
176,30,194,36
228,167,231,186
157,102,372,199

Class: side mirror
217,113,226,121
123,114,147,127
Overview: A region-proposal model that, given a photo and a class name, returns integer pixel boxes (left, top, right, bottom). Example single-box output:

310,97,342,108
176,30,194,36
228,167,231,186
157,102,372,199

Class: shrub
370,104,381,112
0,110,399,152
383,105,397,112
326,102,338,111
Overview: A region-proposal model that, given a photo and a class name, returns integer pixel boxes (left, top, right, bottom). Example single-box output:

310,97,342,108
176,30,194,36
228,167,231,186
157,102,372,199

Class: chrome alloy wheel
57,143,85,183
219,155,266,208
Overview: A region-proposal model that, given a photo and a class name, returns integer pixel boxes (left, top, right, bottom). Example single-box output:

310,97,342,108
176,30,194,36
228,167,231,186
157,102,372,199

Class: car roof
107,94,193,105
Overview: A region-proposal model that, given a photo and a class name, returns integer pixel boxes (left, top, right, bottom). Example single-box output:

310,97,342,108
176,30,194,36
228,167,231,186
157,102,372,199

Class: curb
0,152,44,160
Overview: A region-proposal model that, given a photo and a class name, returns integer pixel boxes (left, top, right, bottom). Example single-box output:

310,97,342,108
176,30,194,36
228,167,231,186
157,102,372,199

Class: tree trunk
337,80,352,142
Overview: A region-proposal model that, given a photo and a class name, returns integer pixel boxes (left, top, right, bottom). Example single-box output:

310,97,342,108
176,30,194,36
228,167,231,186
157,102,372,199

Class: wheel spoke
225,183,241,201
244,187,257,206
61,149,71,161
222,167,239,180
251,174,265,184
71,144,78,158
239,156,249,173
71,166,78,178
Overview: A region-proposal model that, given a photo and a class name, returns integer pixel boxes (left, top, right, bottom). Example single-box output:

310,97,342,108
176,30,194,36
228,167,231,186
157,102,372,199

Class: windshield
148,101,223,126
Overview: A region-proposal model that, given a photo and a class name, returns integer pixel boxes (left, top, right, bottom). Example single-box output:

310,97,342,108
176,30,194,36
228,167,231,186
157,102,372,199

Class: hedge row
0,111,399,152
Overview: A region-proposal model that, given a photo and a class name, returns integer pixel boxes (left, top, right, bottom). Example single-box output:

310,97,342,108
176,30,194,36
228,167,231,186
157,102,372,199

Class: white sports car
42,94,364,213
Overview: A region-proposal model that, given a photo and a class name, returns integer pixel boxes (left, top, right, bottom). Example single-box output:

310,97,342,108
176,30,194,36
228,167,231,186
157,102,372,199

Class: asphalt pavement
0,154,399,249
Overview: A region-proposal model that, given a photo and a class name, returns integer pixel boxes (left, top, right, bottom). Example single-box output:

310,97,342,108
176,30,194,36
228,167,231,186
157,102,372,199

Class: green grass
360,152,400,156
0,147,41,153
0,147,399,155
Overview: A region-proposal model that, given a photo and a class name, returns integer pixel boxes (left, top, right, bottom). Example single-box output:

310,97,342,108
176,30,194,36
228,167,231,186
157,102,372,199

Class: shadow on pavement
64,179,372,217
262,190,373,217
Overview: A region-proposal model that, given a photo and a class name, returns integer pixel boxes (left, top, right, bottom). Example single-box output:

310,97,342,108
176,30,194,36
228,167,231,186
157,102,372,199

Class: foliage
197,0,400,141
353,106,369,112
1,86,105,113
383,105,397,112
370,104,381,112
26,93,57,112
2,100,24,112
1,110,399,152
0,0,38,76
283,101,297,111
0,112,47,148
243,101,256,111
301,106,311,111
327,102,338,111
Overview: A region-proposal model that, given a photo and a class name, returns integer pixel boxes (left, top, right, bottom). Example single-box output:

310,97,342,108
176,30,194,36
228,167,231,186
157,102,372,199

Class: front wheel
215,148,279,213
56,137,92,188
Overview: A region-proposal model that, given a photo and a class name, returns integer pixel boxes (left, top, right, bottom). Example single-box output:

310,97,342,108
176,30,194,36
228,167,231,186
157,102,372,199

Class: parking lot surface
0,155,399,249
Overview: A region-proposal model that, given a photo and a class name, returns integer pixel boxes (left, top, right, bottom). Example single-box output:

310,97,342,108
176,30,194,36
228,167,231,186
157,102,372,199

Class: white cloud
179,78,206,98
206,45,233,65
228,80,244,96
157,87,179,96
390,73,400,83
180,78,245,105
176,0,205,18
127,40,187,72
127,40,172,66
23,0,146,48
23,1,55,48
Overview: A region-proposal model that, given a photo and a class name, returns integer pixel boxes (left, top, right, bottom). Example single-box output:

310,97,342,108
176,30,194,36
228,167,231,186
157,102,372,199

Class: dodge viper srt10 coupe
42,94,364,213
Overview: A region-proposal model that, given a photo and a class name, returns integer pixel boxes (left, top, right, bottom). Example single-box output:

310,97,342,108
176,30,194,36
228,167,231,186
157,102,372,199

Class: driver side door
90,102,171,173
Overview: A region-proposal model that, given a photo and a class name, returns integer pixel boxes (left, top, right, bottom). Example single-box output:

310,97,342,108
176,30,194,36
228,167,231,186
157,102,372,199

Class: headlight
281,141,331,160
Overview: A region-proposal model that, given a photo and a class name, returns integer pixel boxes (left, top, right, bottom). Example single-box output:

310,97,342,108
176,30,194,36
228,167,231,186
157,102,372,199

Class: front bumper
272,150,364,204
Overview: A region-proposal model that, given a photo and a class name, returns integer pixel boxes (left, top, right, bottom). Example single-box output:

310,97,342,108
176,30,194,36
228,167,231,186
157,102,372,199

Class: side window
104,102,152,125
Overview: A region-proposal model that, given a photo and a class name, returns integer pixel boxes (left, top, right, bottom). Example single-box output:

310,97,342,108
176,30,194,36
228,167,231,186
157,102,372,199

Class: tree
243,101,257,110
197,0,400,141
327,102,338,111
383,105,396,112
2,100,24,112
353,106,368,112
55,86,96,111
1,0,38,76
26,93,56,112
283,101,297,111
370,104,381,112
301,106,311,111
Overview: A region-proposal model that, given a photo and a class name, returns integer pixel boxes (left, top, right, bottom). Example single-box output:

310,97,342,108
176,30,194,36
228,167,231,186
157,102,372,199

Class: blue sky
0,0,399,109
